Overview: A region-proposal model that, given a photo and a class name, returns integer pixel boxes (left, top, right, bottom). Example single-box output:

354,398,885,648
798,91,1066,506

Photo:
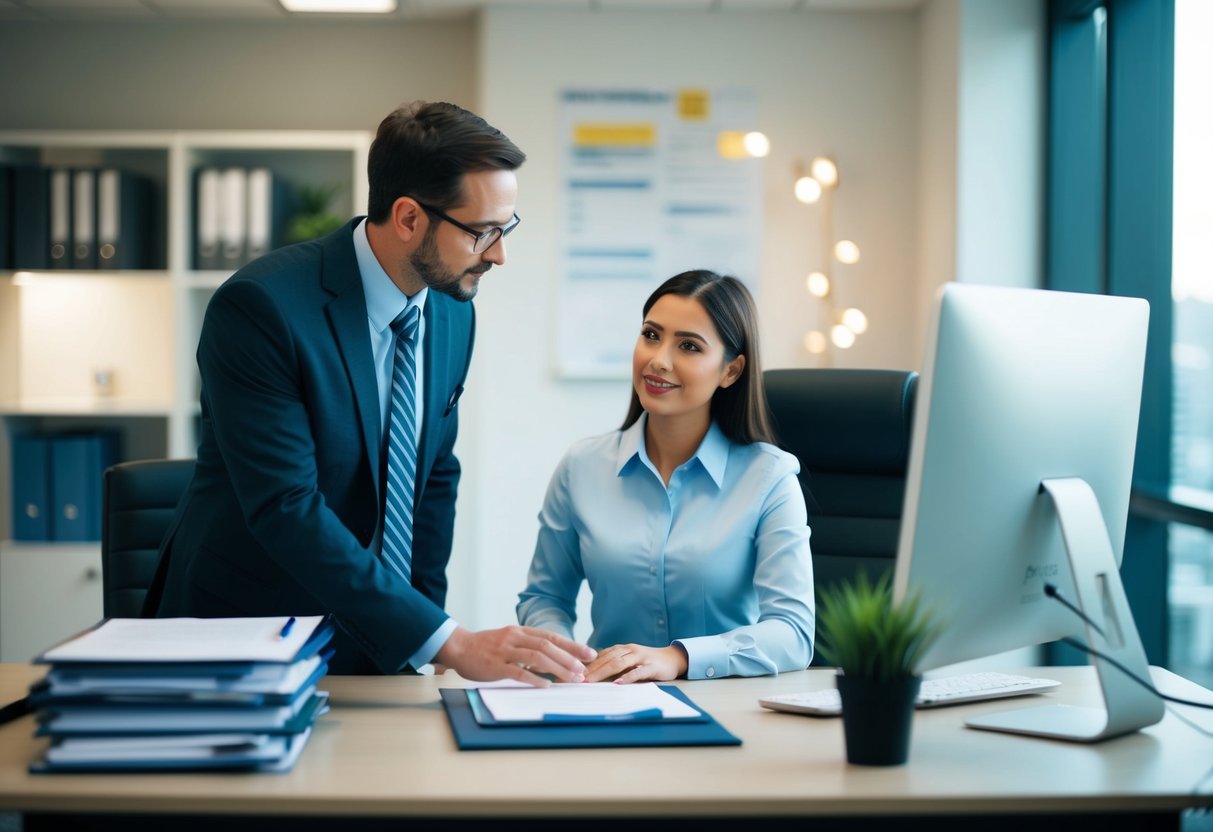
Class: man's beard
409,227,489,303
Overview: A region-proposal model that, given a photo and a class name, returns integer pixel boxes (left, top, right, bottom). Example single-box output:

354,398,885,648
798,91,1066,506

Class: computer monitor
892,283,1165,742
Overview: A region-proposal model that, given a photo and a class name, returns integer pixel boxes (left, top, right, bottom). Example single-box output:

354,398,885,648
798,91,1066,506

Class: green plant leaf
816,571,943,683
285,183,345,244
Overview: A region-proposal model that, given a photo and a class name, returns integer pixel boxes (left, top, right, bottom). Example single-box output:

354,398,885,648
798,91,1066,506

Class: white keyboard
758,671,1061,717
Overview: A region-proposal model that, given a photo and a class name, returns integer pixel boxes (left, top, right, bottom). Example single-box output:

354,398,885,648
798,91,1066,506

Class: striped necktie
382,305,420,583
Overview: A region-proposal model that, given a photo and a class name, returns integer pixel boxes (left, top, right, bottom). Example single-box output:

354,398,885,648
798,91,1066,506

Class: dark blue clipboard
440,685,742,750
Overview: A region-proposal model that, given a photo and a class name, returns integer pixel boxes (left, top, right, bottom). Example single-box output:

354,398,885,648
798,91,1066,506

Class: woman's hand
583,643,688,683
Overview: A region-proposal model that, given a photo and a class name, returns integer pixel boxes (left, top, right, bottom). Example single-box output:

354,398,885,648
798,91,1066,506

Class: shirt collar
615,413,730,489
354,217,428,333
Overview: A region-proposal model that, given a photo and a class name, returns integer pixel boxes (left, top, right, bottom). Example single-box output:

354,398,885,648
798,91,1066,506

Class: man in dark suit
146,101,594,682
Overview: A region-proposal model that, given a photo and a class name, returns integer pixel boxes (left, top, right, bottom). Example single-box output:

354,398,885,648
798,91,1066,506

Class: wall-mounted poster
557,88,763,379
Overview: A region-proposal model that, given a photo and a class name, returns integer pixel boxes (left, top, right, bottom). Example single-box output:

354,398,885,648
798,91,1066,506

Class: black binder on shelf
11,434,52,541
0,164,12,269
193,166,221,270
48,167,72,269
12,164,51,269
96,168,152,270
245,167,289,262
217,166,248,270
49,431,119,541
71,168,97,270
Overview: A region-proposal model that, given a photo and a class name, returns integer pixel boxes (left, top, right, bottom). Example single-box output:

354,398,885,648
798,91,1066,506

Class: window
1168,0,1213,688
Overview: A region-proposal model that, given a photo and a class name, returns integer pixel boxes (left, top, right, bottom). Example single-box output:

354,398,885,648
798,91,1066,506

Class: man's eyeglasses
414,200,521,254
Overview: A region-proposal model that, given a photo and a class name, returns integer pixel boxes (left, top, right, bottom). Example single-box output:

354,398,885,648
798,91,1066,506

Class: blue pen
278,616,296,639
542,708,665,723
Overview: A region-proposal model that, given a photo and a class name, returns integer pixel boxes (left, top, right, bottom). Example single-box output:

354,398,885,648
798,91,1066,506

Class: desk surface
0,664,1210,819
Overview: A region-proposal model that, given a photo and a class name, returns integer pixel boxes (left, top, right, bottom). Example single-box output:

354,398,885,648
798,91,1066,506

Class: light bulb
834,240,860,264
831,324,856,349
804,330,828,354
806,272,831,298
810,156,838,188
841,307,868,334
280,0,396,11
743,131,770,158
794,175,822,204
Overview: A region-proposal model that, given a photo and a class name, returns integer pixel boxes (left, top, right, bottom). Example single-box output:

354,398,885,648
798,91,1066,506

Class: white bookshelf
0,129,371,661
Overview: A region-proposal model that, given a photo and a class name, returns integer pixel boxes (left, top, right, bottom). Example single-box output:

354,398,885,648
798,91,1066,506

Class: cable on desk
1044,582,1213,713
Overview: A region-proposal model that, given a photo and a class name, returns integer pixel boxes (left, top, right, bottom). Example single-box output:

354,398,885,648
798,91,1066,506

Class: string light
793,155,866,361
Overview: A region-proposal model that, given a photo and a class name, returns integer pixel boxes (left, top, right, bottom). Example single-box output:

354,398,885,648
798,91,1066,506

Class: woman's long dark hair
621,270,776,445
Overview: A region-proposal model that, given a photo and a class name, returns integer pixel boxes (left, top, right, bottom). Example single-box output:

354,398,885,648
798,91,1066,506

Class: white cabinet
0,130,371,651
0,544,102,662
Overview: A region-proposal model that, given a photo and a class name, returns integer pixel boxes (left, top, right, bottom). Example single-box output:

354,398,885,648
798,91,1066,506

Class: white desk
0,663,1210,829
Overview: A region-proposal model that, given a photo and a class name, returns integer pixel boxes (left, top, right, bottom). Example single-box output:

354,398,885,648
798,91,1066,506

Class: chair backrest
763,368,918,665
101,458,194,618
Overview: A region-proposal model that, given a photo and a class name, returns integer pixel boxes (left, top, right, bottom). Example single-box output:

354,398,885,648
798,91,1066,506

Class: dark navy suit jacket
146,219,474,674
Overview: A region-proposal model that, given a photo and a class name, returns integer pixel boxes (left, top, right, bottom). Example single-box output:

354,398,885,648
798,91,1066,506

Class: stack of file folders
25,615,335,774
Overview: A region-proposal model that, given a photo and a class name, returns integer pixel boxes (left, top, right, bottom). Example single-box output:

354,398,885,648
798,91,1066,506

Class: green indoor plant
816,571,942,766
285,183,345,244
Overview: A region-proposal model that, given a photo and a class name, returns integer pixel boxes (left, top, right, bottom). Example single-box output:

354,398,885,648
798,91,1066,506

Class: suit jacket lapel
417,296,449,492
321,221,382,494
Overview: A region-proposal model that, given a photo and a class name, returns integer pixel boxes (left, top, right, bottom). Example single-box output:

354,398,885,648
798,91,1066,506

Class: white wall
915,0,1045,359
955,0,1046,289
0,19,477,131
448,7,923,635
916,0,960,362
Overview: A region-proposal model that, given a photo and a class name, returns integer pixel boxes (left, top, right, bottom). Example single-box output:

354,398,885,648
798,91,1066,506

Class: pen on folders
541,708,665,723
278,616,296,639
0,696,32,727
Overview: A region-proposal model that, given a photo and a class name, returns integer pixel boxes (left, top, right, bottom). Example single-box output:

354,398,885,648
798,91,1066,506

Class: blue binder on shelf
11,434,52,541
49,431,119,541
12,165,51,269
439,686,742,750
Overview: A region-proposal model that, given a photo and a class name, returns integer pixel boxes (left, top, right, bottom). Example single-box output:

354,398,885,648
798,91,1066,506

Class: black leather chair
764,368,918,665
100,458,194,618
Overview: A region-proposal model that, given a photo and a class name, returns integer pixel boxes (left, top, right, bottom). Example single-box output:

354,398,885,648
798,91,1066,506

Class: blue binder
439,686,742,750
11,434,52,541
49,432,119,541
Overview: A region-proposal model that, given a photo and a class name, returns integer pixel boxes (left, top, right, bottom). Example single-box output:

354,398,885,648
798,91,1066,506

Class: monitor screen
892,283,1164,741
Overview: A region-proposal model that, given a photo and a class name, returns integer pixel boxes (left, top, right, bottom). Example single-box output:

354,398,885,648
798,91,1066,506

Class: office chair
763,368,918,665
100,458,195,618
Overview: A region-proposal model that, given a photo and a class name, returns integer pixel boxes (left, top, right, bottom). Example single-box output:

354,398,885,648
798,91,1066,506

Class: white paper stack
26,615,334,774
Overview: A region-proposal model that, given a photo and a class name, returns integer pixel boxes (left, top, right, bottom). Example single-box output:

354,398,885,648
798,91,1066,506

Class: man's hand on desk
434,625,597,686
584,643,688,683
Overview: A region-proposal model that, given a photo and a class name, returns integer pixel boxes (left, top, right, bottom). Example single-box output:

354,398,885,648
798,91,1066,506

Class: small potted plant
816,570,942,766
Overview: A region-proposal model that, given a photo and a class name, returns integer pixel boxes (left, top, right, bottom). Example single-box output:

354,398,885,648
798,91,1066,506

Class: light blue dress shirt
353,218,456,670
517,414,815,680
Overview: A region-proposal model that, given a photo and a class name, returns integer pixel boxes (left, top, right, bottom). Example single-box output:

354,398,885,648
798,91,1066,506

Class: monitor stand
964,477,1165,742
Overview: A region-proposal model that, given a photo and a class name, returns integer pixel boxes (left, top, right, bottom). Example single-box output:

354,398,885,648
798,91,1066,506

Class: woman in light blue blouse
517,270,814,682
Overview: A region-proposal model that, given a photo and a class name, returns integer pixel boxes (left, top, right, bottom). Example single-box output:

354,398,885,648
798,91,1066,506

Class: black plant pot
835,673,922,766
